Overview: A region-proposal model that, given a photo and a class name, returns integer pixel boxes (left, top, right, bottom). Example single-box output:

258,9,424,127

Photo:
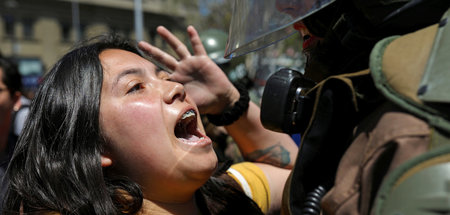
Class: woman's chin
192,153,219,180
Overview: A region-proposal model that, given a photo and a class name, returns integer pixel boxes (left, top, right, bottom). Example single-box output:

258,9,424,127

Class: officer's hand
138,25,239,115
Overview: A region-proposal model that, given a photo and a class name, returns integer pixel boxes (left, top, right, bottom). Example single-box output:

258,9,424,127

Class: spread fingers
138,41,178,71
156,26,191,59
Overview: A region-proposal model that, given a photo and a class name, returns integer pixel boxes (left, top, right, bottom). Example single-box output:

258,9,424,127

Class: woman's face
99,49,217,202
0,69,17,129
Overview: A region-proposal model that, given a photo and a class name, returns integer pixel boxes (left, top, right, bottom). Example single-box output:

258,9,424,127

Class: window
22,19,34,39
3,15,15,37
61,23,71,42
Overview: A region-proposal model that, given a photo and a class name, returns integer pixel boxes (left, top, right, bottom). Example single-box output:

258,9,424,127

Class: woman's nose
162,81,186,104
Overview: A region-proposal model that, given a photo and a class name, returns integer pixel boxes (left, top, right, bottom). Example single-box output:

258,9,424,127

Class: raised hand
138,26,239,115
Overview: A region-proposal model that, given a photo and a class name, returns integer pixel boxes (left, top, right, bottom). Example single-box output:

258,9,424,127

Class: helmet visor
225,0,335,59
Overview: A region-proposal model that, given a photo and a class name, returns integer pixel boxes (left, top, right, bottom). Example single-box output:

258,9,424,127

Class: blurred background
0,0,305,103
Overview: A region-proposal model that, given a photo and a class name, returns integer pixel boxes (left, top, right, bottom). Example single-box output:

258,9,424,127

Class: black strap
206,83,250,126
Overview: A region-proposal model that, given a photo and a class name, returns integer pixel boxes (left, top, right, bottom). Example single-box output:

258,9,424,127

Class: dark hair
3,34,262,214
0,56,22,97
200,163,264,215
3,34,143,214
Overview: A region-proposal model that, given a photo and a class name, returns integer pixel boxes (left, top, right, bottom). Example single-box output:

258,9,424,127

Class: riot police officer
224,0,450,214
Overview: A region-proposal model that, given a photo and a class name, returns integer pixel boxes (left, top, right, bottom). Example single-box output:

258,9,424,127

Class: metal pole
134,0,144,41
72,0,81,42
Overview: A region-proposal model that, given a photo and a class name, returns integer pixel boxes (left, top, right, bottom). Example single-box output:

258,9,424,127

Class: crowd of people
0,0,449,214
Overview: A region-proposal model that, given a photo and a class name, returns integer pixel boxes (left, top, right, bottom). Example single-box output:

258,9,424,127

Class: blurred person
223,0,450,214
0,54,22,212
11,73,41,138
12,94,31,137
3,29,297,214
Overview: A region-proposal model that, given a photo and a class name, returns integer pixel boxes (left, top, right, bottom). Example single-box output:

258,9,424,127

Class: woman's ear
12,92,22,111
101,155,113,167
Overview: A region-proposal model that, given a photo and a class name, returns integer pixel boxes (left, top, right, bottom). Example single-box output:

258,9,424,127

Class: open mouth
293,21,318,50
175,109,204,142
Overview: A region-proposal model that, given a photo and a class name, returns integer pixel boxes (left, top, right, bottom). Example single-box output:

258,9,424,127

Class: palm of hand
172,55,233,114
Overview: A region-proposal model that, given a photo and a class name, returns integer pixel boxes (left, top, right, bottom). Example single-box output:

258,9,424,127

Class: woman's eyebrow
113,68,144,86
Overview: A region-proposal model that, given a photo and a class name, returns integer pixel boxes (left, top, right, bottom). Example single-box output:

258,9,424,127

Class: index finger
138,41,177,73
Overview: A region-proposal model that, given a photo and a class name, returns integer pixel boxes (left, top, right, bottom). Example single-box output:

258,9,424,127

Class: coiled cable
301,185,327,215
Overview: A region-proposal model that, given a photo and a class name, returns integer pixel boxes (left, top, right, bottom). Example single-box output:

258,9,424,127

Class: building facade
0,0,199,76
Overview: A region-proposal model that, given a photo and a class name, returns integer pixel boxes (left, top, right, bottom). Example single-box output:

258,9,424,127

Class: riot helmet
199,29,231,65
225,0,450,60
224,0,336,59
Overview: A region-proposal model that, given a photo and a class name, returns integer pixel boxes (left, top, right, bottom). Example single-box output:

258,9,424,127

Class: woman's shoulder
223,162,271,213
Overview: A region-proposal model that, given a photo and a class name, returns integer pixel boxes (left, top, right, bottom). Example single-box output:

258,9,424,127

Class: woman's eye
127,83,143,94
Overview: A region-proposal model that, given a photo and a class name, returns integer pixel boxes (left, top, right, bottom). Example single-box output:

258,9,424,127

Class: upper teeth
182,110,195,120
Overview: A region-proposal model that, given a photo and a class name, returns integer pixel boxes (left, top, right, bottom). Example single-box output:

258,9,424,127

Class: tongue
175,124,200,141
179,134,201,142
